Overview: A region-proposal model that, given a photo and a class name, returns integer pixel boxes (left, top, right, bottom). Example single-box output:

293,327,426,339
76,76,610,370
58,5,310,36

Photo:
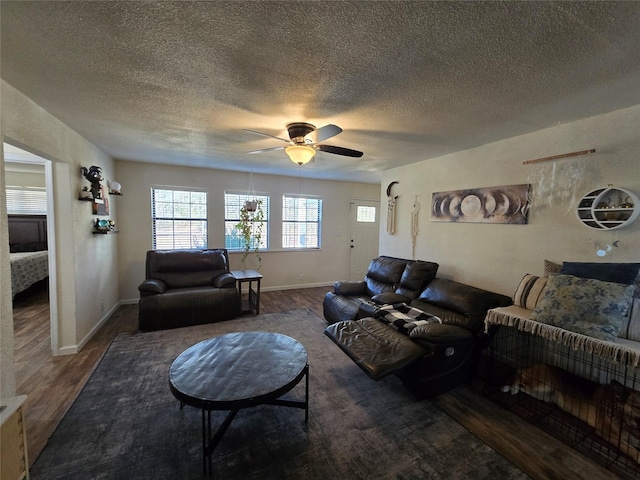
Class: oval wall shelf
576,187,639,230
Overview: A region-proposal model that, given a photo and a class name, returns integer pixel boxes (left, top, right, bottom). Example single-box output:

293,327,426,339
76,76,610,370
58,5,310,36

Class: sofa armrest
138,279,166,295
409,323,473,344
334,281,366,296
214,272,237,288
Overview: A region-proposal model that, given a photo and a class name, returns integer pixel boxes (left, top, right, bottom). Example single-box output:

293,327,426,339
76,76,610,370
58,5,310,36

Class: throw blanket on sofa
377,303,442,335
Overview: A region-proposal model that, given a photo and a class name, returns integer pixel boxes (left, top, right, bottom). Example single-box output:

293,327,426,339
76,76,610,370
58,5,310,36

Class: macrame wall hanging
386,181,399,234
411,196,420,259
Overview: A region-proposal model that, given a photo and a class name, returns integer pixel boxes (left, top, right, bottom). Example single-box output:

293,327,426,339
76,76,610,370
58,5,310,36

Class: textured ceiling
2,1,640,183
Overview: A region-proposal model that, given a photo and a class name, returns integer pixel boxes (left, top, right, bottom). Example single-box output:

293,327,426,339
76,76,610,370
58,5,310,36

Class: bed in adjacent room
8,215,49,297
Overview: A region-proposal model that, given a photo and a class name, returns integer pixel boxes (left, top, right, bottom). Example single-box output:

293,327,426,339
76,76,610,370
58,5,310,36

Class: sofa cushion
364,256,407,295
416,278,512,332
147,249,229,289
560,262,640,285
409,323,473,343
530,273,635,341
513,274,548,310
371,292,410,305
395,261,439,299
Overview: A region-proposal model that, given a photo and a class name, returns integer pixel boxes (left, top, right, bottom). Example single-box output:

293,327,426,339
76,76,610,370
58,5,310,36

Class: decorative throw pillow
514,274,548,310
560,262,640,285
543,259,562,277
530,274,635,341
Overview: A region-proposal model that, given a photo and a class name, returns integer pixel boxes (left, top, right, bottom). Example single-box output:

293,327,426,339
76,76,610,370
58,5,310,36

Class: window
356,205,376,222
5,186,47,215
224,192,270,250
282,195,322,249
151,187,207,249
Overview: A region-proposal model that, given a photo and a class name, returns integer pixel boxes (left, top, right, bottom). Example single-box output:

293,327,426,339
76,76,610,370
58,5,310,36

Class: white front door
348,200,380,281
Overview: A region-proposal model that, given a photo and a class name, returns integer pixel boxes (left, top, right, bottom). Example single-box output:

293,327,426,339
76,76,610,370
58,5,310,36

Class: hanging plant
244,199,259,212
236,199,264,270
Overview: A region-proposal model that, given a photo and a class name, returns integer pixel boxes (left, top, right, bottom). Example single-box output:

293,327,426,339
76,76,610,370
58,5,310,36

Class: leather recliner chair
137,248,241,331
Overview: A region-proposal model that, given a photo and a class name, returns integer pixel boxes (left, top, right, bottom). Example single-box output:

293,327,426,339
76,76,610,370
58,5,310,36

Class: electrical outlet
299,273,304,280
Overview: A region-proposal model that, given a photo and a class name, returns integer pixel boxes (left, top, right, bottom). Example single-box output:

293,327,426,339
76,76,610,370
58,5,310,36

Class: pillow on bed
513,274,548,310
560,262,640,285
543,259,562,277
530,273,634,341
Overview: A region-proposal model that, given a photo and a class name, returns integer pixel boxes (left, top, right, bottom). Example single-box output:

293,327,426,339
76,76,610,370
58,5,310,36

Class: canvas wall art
431,184,531,224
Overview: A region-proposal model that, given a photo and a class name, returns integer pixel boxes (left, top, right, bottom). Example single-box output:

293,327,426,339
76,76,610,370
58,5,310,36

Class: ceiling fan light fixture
285,144,316,165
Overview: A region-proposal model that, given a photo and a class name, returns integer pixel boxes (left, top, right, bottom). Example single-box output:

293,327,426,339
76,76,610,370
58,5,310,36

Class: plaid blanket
376,303,442,336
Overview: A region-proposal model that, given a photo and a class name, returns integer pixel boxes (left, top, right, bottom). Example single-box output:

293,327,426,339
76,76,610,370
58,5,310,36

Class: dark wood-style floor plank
12,284,616,478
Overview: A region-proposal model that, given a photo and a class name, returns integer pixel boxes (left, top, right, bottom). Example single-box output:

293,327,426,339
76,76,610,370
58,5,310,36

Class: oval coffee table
169,331,309,475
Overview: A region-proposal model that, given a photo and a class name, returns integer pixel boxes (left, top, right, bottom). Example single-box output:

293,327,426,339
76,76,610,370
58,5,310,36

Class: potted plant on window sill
236,199,264,270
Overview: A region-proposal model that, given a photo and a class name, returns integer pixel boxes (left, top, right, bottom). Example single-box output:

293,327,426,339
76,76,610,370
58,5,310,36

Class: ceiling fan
244,123,364,165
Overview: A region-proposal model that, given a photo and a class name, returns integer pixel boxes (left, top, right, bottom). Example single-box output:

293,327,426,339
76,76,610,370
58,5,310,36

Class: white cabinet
0,396,29,480
576,187,639,230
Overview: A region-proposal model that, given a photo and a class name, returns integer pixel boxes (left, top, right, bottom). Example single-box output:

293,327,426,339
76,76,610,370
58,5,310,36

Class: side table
231,269,263,315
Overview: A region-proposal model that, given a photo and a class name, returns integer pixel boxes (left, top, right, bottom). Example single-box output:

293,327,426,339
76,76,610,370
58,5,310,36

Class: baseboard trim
58,301,121,355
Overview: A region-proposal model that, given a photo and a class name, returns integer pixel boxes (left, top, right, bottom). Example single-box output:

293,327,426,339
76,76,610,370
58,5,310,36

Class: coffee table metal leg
202,408,239,476
305,364,309,423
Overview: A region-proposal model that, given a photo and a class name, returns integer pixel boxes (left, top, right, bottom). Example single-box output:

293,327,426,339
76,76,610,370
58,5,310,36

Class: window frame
282,194,322,250
151,186,208,250
5,186,48,215
224,191,270,252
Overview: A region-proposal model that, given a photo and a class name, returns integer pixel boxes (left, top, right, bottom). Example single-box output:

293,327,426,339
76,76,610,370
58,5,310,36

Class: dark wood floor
13,283,617,479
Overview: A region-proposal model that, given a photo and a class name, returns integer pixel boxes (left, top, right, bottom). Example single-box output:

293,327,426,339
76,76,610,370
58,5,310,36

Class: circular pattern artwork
431,184,531,224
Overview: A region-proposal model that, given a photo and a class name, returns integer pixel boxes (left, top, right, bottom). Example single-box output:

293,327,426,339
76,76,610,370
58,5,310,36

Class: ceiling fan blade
243,129,290,143
314,124,343,142
317,144,363,158
246,146,285,154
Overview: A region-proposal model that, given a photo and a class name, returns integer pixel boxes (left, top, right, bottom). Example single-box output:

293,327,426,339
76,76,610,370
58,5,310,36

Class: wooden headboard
8,215,48,251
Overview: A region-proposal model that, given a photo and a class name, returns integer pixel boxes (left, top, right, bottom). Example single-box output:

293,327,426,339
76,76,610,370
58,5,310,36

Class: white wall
115,161,380,301
380,105,640,297
1,81,120,396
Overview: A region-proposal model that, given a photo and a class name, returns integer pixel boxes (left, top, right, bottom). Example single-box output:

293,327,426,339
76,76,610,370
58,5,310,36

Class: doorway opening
4,142,59,356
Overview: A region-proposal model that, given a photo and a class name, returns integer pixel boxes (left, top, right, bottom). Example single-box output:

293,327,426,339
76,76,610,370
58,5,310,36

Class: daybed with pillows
323,256,512,398
485,261,640,367
138,248,241,331
483,261,640,469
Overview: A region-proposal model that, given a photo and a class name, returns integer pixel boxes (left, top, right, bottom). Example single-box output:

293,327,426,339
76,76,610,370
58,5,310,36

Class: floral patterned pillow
530,273,635,342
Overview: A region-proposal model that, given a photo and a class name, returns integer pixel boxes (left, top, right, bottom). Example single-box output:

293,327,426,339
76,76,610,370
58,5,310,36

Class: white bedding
10,250,49,297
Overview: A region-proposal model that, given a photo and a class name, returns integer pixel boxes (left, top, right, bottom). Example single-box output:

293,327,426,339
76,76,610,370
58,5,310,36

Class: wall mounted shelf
576,187,639,230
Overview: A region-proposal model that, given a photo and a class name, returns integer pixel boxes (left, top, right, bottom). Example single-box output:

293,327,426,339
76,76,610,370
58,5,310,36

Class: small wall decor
576,186,639,230
431,184,531,224
411,196,420,259
108,180,122,195
94,218,116,233
80,165,104,199
386,181,399,234
92,185,109,215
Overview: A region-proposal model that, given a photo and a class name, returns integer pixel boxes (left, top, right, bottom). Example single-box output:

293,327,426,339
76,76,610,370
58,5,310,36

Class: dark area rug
30,308,528,479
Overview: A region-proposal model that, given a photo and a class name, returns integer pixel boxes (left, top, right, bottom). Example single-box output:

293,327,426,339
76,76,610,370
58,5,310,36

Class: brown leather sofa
324,256,512,398
322,256,440,324
137,249,241,331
